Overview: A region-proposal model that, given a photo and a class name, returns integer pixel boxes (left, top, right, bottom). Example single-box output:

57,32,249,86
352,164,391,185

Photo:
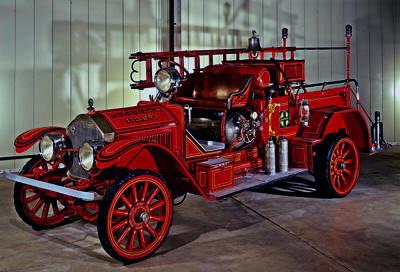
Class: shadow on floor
9,196,263,264
250,176,325,198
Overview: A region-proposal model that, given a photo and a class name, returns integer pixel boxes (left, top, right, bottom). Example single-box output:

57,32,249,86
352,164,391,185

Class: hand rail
291,78,373,124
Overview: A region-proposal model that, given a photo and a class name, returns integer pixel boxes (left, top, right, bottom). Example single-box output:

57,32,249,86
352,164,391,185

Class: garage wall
180,0,400,143
0,0,168,168
0,0,399,169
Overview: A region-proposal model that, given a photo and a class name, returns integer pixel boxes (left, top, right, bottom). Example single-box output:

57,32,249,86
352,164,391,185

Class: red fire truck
1,25,388,262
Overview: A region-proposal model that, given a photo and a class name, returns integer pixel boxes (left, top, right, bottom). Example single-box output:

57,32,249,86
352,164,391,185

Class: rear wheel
13,156,67,230
314,135,360,197
97,170,173,263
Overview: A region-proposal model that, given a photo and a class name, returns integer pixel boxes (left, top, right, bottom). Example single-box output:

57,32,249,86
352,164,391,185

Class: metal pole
169,0,175,51
345,25,352,80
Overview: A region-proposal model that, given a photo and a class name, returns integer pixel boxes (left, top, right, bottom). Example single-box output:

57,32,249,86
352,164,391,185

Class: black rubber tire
97,169,173,264
13,156,66,230
314,135,359,198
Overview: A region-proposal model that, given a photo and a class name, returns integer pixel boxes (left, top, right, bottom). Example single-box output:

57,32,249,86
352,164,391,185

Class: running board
0,171,102,201
210,168,308,198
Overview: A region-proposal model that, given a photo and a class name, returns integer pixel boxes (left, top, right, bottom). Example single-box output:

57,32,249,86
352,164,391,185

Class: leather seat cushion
192,73,252,100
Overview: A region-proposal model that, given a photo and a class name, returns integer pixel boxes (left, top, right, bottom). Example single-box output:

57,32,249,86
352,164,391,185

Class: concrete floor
0,147,399,272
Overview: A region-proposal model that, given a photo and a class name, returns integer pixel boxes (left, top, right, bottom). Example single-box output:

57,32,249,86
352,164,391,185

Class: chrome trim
0,171,102,201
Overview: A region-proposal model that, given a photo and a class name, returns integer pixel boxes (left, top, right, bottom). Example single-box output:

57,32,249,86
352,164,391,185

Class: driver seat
175,72,253,109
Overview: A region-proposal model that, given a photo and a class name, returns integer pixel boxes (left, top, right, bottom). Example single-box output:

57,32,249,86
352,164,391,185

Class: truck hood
96,103,179,134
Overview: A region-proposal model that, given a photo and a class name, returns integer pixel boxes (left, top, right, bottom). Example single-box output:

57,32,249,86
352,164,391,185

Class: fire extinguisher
371,111,384,150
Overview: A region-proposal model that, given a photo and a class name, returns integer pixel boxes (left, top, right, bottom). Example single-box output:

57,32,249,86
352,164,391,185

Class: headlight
39,134,66,162
78,142,103,171
154,67,181,94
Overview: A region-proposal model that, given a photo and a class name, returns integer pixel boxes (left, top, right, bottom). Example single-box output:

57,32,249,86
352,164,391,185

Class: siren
247,30,262,58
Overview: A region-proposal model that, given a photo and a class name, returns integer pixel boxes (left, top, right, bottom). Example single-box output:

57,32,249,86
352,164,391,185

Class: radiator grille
136,131,173,149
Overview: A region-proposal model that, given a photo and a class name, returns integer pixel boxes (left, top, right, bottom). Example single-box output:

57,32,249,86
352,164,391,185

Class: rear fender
301,108,370,151
14,126,66,153
96,140,215,200
322,109,370,151
295,108,371,172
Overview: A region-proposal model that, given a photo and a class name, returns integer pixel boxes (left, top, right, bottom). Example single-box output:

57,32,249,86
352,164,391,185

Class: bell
247,30,262,53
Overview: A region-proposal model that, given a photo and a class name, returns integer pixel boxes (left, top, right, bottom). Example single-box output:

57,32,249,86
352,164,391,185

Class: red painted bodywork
10,26,378,262
13,27,371,202
14,126,65,153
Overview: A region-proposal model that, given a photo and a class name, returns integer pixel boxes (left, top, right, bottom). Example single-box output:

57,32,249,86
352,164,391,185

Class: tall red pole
345,25,352,80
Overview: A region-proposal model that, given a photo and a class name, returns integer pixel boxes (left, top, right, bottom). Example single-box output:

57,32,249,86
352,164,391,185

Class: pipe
169,0,174,51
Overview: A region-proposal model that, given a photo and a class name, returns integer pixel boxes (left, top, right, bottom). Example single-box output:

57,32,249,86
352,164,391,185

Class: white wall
0,0,168,168
180,0,400,143
0,0,399,169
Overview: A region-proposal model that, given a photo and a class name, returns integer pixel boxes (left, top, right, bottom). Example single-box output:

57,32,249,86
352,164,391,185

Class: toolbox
196,158,233,192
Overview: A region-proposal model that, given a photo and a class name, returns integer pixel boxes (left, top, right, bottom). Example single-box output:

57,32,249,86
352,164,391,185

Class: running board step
210,168,308,198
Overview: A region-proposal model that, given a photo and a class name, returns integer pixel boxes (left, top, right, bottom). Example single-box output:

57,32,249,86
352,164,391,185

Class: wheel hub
139,212,149,223
128,202,150,229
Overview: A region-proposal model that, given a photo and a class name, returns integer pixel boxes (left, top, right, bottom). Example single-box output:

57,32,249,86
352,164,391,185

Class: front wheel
97,170,173,263
314,135,360,197
14,156,67,230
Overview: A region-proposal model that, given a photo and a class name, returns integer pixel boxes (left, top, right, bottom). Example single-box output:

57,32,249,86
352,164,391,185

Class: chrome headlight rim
154,67,181,94
78,141,104,172
39,134,66,162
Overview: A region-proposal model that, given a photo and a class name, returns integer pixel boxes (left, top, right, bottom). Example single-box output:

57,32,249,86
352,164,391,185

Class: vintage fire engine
1,25,388,263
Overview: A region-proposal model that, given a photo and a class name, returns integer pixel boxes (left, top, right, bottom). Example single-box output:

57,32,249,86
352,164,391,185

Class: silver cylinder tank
279,137,289,172
265,139,276,175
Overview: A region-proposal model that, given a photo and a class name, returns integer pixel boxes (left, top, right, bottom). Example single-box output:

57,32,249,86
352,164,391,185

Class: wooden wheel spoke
340,173,347,185
149,215,165,222
112,219,128,232
31,198,45,214
141,182,149,202
26,194,40,204
344,159,353,164
343,168,352,176
139,229,147,248
150,200,165,212
112,209,129,217
339,143,346,155
127,229,137,250
335,175,341,189
146,188,159,205
131,184,139,204
144,223,157,238
41,202,50,220
343,149,351,159
120,195,132,209
117,226,131,244
51,199,60,215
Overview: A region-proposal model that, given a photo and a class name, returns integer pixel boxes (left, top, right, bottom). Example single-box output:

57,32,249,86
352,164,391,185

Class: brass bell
247,30,262,53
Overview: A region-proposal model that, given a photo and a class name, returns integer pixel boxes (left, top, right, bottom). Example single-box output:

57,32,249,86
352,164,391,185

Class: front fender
14,126,65,153
96,139,215,200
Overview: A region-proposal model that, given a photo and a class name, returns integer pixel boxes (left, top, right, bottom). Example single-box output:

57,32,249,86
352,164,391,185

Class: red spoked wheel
315,135,360,197
97,170,173,263
14,156,68,230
